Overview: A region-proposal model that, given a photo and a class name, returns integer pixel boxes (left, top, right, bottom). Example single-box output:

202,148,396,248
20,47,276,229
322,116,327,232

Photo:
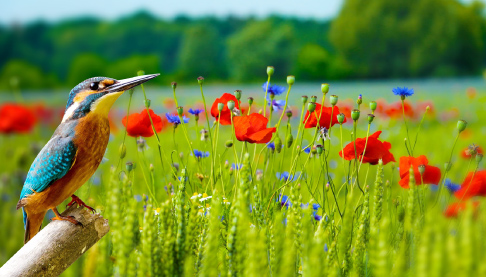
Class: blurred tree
330,0,485,78
177,24,223,79
0,60,50,89
67,54,106,87
295,44,330,80
227,20,296,81
107,55,162,82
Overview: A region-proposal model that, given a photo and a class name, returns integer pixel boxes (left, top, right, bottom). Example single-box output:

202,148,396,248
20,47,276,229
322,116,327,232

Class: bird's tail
23,208,46,244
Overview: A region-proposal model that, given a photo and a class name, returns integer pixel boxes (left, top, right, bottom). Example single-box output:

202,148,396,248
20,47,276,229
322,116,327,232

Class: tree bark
0,204,110,277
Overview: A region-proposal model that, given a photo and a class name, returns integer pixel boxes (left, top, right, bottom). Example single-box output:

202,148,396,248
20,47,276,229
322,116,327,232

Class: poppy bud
225,160,229,169
311,145,317,155
197,76,204,85
275,137,283,153
137,70,145,76
369,101,377,112
457,120,467,133
267,66,274,76
286,110,292,118
126,162,134,172
426,106,430,112
171,82,177,89
321,83,329,95
226,140,233,148
444,162,452,172
287,75,295,85
367,114,375,124
316,144,323,155
229,167,234,176
248,97,254,105
310,95,317,103
173,163,179,172
177,106,183,116
217,102,224,112
286,134,293,148
234,90,242,100
307,102,316,113
128,88,134,96
337,113,345,124
476,153,483,164
357,94,363,105
149,164,154,172
330,95,338,106
144,99,151,108
418,164,425,176
351,109,360,121
227,100,235,111
301,95,308,104
119,144,126,159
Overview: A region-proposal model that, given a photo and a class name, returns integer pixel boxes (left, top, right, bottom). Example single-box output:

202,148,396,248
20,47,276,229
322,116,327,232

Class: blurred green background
1,0,486,90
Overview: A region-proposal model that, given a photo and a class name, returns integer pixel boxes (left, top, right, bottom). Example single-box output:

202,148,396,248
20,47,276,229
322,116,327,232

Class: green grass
0,78,485,276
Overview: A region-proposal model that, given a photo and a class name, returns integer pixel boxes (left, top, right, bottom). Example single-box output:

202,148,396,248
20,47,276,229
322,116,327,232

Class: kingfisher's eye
90,82,99,90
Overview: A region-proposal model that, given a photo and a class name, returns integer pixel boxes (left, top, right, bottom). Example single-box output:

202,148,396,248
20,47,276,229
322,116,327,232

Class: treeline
0,0,484,90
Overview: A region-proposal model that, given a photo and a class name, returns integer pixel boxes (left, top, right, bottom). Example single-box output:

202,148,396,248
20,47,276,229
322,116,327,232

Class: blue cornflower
314,214,322,221
276,171,299,181
312,203,320,210
445,179,461,193
277,194,292,208
304,147,311,154
262,81,286,96
188,108,204,116
166,113,189,125
232,163,242,170
267,142,275,151
193,149,210,159
268,99,286,111
392,87,414,98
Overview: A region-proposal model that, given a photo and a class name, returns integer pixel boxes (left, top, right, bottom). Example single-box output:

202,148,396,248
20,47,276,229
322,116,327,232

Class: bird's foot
67,195,96,214
51,215,83,226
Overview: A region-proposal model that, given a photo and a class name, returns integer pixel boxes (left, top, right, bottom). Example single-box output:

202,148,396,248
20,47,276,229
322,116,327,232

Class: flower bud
225,160,229,169
316,144,323,155
144,99,151,108
225,140,233,148
418,164,425,175
301,95,308,104
119,144,126,159
367,114,375,124
217,102,224,112
197,76,204,85
357,94,363,105
307,102,316,113
476,153,483,164
177,106,183,116
457,120,467,133
351,109,360,121
369,101,377,112
321,83,329,95
149,163,154,172
234,90,242,100
137,70,145,76
286,110,292,118
171,82,177,89
426,106,430,112
311,145,317,155
287,75,295,85
227,100,235,111
248,97,254,105
267,66,274,76
330,95,338,106
126,162,133,172
310,95,317,103
229,167,234,176
275,137,283,153
286,134,294,148
337,113,345,124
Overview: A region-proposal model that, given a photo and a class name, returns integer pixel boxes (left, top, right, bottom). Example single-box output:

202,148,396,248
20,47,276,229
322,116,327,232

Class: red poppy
0,103,37,134
31,103,56,126
211,93,240,125
398,155,441,189
444,201,479,218
338,131,395,165
122,109,163,137
233,113,276,144
460,146,483,159
303,103,346,128
454,170,486,199
384,101,415,119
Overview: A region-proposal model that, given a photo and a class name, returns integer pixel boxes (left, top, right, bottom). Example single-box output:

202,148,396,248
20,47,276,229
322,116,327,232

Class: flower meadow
1,68,486,277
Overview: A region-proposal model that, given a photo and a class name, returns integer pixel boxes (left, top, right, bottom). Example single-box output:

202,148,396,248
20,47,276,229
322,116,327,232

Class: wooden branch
0,204,110,277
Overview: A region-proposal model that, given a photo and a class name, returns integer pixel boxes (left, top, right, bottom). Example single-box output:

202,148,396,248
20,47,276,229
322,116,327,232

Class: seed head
248,97,254,105
367,114,375,124
177,106,183,116
171,82,177,89
351,109,360,121
457,120,467,133
369,101,377,112
225,140,233,148
330,95,338,106
227,100,235,111
321,83,329,95
301,95,308,104
234,90,242,100
197,76,204,85
307,102,316,113
287,75,295,85
337,113,345,124
144,99,151,108
267,66,275,76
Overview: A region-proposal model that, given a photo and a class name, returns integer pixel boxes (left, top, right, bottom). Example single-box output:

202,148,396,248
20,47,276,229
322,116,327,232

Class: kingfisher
17,74,159,243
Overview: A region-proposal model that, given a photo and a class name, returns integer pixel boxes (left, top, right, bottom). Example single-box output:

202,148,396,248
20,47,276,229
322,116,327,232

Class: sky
1,0,343,24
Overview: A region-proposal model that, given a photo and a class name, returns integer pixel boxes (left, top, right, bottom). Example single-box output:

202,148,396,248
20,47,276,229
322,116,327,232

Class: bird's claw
51,215,83,227
67,195,96,214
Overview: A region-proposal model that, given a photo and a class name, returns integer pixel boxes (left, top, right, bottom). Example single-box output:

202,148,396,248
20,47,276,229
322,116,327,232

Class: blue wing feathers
20,135,77,200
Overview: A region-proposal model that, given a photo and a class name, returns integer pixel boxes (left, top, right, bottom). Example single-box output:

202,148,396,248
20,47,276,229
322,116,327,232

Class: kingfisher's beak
106,74,160,93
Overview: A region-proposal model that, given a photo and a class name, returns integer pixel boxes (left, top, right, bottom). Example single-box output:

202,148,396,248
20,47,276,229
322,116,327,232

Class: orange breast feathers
28,114,111,211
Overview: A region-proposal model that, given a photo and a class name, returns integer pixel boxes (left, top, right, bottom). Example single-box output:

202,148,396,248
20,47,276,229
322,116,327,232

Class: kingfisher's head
62,74,159,122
